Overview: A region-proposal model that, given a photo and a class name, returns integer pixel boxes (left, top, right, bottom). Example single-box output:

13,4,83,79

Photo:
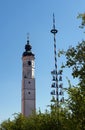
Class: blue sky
0,0,85,122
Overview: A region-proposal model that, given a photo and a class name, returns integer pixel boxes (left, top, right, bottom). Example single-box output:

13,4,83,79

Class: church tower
21,37,35,117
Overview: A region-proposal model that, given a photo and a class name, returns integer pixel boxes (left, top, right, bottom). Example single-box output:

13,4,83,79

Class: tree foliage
63,41,85,87
77,13,85,28
60,32,85,130
0,111,69,130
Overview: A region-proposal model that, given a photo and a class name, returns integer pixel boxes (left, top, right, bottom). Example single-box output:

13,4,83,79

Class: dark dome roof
22,40,34,57
23,51,34,56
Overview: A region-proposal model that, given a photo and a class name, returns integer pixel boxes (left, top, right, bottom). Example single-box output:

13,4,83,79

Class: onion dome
23,40,34,57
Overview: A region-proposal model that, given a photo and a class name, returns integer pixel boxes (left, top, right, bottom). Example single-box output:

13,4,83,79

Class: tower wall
21,42,35,117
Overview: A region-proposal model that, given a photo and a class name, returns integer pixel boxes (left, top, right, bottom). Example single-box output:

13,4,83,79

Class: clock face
28,61,31,66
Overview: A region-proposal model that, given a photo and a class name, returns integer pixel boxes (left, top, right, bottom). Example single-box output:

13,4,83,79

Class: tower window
28,92,30,94
24,75,27,78
28,81,31,84
28,61,31,66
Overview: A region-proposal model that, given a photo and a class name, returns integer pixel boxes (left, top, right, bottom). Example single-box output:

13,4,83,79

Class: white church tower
21,37,35,117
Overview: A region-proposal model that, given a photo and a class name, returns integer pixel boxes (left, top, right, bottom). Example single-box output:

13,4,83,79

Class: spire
53,13,55,29
22,34,34,57
51,13,58,34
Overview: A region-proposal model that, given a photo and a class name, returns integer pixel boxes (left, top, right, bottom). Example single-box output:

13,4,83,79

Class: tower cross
27,33,29,41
